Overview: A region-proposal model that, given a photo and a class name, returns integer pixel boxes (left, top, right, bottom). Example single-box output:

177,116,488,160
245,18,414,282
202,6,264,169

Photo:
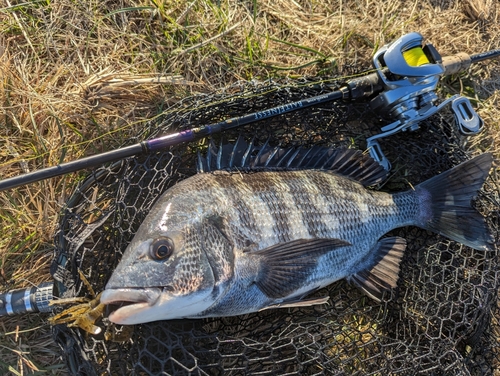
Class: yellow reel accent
402,47,430,67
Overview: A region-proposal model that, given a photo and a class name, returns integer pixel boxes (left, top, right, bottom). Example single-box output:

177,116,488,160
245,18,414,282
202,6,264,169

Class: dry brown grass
0,0,499,374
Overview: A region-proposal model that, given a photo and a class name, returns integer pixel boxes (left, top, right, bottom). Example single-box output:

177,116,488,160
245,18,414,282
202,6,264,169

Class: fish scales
202,170,408,250
101,149,494,324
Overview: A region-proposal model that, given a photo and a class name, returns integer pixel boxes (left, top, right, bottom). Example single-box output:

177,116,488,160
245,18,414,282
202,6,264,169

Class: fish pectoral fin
259,296,330,311
252,238,351,299
348,236,406,302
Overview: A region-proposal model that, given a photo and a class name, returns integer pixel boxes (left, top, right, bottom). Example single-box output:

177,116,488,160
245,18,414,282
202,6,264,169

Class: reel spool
367,32,484,169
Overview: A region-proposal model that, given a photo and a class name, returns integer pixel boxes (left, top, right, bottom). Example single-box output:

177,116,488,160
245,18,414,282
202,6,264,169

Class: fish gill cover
50,77,499,375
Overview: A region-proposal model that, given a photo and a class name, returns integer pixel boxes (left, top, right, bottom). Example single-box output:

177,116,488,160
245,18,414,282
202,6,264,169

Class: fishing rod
1,32,499,192
0,75,379,192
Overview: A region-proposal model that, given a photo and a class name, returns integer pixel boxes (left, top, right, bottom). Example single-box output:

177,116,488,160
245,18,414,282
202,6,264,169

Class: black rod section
0,89,344,192
0,144,144,192
470,49,500,64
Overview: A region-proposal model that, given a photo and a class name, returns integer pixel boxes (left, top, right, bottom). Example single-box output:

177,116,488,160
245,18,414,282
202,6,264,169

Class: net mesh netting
50,76,500,375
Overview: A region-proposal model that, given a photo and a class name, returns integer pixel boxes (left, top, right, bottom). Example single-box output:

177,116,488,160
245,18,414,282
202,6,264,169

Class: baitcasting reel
367,32,484,169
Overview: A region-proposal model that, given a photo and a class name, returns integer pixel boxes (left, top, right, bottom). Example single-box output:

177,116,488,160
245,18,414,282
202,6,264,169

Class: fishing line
402,46,430,67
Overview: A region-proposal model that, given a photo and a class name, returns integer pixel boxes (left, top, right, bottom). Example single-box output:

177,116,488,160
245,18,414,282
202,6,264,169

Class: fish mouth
100,287,167,324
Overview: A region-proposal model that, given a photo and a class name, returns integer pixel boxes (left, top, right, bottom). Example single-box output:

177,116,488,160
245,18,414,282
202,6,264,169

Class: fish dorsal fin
347,237,406,301
197,136,388,186
248,238,351,299
323,148,389,186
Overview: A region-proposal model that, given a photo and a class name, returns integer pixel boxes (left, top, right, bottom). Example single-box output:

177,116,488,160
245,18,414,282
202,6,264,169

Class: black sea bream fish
101,141,494,325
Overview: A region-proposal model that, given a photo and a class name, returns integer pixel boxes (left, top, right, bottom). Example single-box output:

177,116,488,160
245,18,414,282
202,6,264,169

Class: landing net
51,76,499,375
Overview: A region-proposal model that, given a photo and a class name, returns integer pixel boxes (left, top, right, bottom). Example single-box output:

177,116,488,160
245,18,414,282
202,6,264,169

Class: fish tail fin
415,153,494,251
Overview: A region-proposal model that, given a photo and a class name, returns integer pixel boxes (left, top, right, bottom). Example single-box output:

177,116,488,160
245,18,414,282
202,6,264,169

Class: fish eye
150,237,174,260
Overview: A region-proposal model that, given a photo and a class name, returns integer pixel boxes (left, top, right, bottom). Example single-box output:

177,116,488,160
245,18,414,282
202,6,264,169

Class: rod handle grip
442,53,472,76
341,72,383,100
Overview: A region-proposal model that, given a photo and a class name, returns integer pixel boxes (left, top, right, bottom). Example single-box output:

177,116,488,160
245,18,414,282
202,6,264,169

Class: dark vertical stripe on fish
239,173,293,243
304,171,366,240
288,172,333,238
216,174,261,247
258,175,291,243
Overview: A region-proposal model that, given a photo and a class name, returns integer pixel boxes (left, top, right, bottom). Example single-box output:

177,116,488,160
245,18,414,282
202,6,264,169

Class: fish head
101,185,234,325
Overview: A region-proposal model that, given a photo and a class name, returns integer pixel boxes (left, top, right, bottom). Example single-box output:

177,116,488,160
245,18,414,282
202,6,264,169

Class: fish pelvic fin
250,238,351,299
259,296,330,311
348,237,406,301
416,153,494,251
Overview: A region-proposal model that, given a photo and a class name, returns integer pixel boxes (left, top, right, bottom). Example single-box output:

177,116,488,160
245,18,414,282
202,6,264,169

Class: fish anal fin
252,238,351,299
348,237,406,301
